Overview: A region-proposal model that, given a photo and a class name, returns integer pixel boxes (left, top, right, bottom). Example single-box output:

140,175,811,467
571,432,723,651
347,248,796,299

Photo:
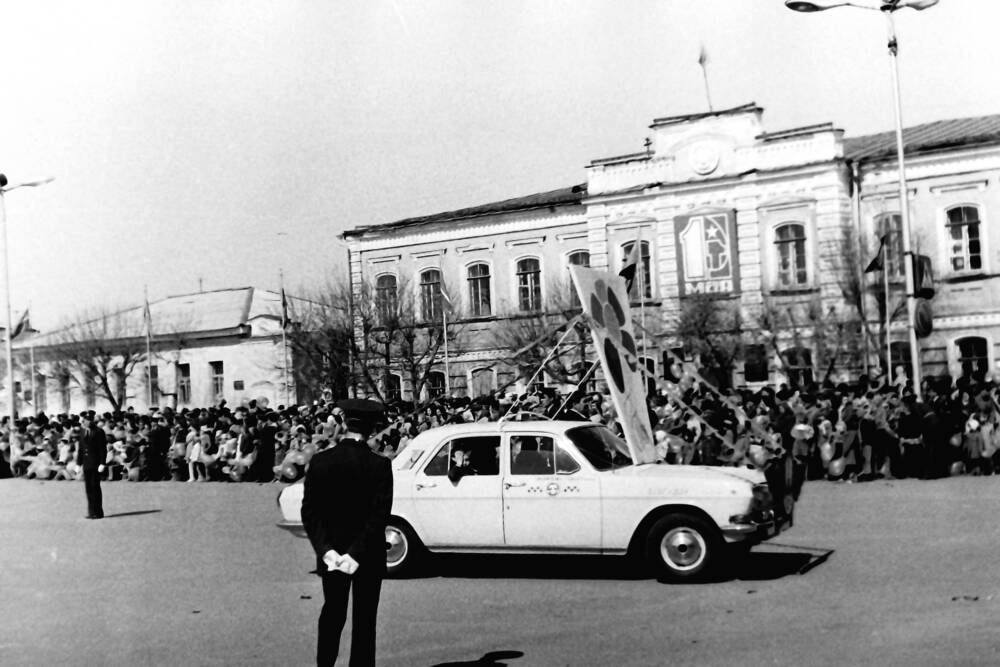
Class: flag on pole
865,234,889,273
280,288,290,328
698,43,709,67
619,241,642,292
10,308,29,340
142,295,152,334
439,286,452,307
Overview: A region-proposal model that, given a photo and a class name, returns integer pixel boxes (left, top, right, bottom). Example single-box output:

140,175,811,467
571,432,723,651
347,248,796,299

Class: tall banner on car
569,266,657,465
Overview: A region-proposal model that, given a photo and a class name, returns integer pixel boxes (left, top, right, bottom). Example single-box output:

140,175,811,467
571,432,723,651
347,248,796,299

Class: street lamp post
0,174,54,425
785,0,938,400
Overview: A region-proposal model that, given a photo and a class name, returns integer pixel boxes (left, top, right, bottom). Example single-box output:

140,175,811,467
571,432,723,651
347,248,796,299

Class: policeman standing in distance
77,411,106,519
301,400,393,667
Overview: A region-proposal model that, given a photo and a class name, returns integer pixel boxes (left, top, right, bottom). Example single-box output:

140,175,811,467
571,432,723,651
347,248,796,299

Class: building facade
344,103,1000,398
11,287,297,415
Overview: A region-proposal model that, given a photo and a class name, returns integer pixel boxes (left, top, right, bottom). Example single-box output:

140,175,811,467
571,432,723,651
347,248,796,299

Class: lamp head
785,0,850,10
0,174,7,188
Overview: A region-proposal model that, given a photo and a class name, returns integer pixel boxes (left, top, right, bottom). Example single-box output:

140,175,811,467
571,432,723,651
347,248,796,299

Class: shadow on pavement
735,544,835,580
105,509,163,519
422,554,646,581
430,649,525,666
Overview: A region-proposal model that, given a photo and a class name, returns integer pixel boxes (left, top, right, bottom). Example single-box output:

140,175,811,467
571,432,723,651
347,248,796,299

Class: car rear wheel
645,513,720,581
385,520,422,577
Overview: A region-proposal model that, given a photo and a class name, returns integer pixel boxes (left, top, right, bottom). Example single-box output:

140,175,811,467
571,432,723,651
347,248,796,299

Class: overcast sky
1,0,997,330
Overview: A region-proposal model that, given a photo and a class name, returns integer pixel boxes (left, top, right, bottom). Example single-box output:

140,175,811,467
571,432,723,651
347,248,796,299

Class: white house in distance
10,287,298,416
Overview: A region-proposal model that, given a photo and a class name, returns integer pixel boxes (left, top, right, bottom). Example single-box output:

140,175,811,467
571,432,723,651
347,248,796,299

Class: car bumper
721,509,792,543
276,520,307,538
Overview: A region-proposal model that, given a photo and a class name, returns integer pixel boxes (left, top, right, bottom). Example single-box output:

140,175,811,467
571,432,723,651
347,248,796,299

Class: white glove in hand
97,464,106,473
322,549,342,571
335,554,360,575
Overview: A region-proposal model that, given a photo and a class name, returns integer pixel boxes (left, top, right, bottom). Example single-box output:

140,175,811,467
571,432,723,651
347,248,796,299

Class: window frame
419,268,443,323
956,336,989,381
515,256,543,312
466,261,493,318
874,212,904,279
773,222,809,288
620,240,653,300
374,273,399,323
945,204,984,274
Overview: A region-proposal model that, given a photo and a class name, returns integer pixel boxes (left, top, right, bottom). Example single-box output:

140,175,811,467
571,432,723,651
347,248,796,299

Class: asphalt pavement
2,475,1000,666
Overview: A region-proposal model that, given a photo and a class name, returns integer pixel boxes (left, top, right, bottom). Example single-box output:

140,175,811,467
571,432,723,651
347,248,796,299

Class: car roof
401,421,604,453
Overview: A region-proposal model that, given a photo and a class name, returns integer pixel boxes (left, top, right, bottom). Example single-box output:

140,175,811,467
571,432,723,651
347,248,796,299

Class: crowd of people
1,371,998,484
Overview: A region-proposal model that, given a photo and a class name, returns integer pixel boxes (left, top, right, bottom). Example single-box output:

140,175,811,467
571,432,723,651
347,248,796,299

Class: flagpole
884,259,891,377
638,230,649,378
280,269,290,407
29,340,35,414
442,300,451,397
144,285,153,407
698,44,713,112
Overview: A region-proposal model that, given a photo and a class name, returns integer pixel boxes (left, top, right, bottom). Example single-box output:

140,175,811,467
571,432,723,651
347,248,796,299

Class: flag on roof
10,308,29,340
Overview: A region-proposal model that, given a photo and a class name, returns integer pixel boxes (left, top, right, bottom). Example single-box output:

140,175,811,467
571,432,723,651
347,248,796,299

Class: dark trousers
318,570,383,667
83,468,103,518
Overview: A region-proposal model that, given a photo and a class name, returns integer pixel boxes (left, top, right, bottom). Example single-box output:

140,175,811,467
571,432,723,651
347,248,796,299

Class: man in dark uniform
77,411,106,519
301,401,392,667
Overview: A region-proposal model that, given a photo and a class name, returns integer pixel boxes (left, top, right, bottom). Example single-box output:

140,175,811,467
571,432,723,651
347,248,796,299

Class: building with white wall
344,103,1000,396
11,287,297,415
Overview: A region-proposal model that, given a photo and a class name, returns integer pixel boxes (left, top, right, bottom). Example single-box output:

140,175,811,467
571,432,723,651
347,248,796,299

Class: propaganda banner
569,266,657,465
674,210,740,296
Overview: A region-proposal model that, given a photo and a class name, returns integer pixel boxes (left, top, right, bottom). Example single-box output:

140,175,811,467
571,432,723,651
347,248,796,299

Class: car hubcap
385,526,408,567
661,527,706,570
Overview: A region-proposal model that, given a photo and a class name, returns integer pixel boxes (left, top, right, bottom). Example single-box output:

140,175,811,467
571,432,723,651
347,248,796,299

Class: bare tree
285,276,354,402
349,275,463,402
674,295,743,389
491,275,586,388
53,306,149,411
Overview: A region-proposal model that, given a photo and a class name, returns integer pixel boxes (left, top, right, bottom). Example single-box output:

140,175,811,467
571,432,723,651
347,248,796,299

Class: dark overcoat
301,439,393,575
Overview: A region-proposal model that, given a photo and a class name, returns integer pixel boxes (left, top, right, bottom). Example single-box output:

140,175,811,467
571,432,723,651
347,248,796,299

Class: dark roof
845,114,1000,161
345,183,587,237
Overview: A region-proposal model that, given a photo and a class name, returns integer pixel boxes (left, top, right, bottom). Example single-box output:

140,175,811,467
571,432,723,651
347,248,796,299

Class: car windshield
565,425,633,471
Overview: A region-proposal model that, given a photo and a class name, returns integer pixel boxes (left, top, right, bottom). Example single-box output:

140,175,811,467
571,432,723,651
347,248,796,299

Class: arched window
875,213,904,278
375,274,398,323
420,269,443,322
426,371,446,398
568,250,590,267
621,240,652,299
947,206,982,272
516,258,542,311
470,368,494,398
567,251,590,306
957,336,988,381
782,346,813,388
467,263,491,317
774,223,807,287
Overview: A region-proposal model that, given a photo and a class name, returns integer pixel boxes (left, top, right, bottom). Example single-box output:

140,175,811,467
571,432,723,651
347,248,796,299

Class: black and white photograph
3,1,1000,665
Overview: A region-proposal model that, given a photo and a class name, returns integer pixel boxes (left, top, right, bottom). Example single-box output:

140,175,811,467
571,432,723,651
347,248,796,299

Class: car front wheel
385,520,422,577
645,514,720,581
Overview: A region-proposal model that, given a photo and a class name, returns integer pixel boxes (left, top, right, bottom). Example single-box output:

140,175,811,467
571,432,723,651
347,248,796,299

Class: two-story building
343,103,1000,399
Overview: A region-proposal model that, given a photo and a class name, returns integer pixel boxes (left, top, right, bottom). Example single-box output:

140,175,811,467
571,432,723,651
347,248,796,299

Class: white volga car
277,421,792,581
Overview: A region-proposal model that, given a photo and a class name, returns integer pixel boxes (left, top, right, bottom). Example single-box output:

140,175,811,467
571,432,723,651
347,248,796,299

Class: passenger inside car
447,447,477,484
510,436,554,475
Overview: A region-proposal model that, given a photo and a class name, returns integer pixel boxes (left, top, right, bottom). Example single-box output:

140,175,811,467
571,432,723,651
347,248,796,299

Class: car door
407,435,504,548
502,433,602,549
